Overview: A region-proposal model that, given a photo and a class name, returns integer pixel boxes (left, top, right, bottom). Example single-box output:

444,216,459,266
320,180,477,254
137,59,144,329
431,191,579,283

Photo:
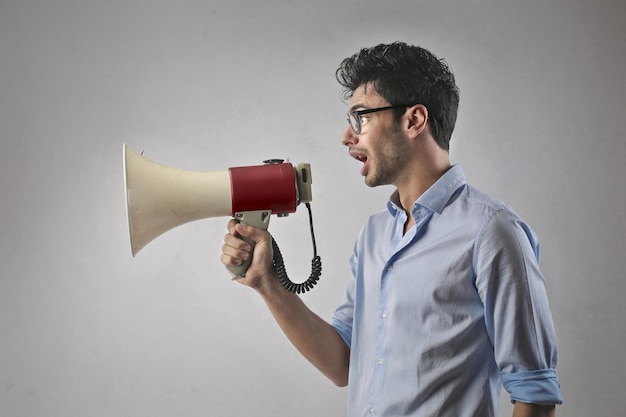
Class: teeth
349,149,367,162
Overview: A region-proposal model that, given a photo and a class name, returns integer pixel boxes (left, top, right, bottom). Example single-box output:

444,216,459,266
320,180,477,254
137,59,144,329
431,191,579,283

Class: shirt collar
387,165,467,217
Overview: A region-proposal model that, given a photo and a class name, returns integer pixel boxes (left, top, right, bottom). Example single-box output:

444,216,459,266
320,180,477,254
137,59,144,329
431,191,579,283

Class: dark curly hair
336,42,459,151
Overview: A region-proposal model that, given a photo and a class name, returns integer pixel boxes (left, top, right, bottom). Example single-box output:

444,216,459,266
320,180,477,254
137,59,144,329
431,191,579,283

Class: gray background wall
1,1,624,416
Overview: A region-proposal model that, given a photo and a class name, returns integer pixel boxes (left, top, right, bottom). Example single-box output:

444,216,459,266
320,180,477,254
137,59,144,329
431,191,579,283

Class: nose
341,125,358,147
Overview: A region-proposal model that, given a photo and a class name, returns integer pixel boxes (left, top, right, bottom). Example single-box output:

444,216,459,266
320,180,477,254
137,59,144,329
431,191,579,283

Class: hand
220,219,277,291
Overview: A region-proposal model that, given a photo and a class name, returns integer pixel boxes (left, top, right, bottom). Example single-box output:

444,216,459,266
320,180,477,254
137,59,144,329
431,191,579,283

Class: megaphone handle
227,209,272,278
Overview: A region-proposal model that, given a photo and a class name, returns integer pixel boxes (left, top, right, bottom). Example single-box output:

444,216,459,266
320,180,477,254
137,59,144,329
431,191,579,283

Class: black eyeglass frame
347,104,412,134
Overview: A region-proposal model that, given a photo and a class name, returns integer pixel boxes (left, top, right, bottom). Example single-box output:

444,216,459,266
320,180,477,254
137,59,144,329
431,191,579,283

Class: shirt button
387,265,393,272
369,406,375,414
381,311,388,318
377,358,384,365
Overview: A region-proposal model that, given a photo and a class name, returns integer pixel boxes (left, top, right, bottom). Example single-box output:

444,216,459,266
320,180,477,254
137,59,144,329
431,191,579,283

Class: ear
405,104,429,139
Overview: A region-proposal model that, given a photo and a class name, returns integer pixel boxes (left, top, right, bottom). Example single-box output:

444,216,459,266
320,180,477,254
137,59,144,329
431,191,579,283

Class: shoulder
447,184,541,266
459,184,509,213
452,184,529,230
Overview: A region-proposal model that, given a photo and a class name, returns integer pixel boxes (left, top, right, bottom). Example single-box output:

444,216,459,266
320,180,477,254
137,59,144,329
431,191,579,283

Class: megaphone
123,144,319,290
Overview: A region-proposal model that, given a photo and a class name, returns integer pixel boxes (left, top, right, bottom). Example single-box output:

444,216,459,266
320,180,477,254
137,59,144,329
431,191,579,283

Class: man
220,42,562,417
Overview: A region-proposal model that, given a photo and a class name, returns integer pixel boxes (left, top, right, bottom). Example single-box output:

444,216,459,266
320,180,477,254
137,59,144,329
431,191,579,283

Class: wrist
253,270,283,296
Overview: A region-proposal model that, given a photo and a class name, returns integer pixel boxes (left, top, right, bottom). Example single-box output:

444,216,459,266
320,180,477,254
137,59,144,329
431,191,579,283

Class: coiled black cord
272,202,322,294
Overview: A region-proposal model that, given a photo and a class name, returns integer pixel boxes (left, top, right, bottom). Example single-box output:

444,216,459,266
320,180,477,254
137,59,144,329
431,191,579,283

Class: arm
475,211,563,407
512,402,555,417
221,220,350,386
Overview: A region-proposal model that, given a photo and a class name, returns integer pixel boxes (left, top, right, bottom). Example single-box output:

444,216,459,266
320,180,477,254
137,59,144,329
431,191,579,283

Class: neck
395,143,451,218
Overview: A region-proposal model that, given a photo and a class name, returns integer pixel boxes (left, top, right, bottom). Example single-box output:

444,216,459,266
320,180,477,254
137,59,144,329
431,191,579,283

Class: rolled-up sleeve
332,280,355,347
501,369,563,405
475,209,563,405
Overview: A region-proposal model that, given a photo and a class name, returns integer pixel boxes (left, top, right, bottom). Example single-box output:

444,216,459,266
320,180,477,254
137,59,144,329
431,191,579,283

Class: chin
364,176,382,188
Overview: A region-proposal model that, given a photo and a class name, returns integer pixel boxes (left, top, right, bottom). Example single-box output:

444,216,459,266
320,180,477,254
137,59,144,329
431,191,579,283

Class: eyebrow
349,103,368,113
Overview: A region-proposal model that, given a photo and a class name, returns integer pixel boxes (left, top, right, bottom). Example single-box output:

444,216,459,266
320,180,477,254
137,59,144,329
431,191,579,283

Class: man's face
341,85,411,188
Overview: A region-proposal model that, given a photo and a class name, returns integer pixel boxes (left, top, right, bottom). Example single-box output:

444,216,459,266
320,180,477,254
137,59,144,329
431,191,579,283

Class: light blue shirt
332,165,562,417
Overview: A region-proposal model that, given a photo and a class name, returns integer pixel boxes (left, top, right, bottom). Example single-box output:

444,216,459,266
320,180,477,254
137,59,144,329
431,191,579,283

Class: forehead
349,84,389,109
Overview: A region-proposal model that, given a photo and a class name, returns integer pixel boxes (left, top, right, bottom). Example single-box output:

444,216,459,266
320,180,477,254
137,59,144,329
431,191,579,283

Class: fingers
221,231,251,267
226,219,239,236
221,220,274,278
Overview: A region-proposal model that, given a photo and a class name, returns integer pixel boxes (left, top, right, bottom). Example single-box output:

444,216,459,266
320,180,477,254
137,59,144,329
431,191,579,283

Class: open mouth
349,149,368,163
349,149,369,176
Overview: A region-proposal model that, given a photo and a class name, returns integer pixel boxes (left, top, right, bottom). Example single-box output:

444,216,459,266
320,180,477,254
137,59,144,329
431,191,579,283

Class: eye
359,115,369,124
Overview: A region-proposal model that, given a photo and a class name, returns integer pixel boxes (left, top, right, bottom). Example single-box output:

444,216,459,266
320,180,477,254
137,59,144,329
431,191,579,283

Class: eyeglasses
347,104,411,134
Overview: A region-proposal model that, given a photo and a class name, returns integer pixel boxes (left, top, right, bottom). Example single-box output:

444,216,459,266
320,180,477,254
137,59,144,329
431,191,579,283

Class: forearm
257,276,350,386
221,222,350,385
512,402,555,417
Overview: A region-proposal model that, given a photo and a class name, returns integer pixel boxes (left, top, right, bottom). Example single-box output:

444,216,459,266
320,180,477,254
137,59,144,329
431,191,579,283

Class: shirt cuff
501,369,563,405
331,318,352,349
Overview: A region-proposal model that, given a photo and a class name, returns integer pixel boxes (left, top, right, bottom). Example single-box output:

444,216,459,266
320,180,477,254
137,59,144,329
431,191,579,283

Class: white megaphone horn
123,145,314,279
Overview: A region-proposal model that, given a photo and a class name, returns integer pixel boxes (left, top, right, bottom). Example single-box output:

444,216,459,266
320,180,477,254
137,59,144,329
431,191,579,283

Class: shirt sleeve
332,282,355,348
331,243,358,349
332,255,356,348
474,209,563,405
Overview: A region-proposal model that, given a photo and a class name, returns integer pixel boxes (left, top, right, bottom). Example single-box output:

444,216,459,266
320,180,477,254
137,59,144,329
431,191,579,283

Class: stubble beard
364,124,410,188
